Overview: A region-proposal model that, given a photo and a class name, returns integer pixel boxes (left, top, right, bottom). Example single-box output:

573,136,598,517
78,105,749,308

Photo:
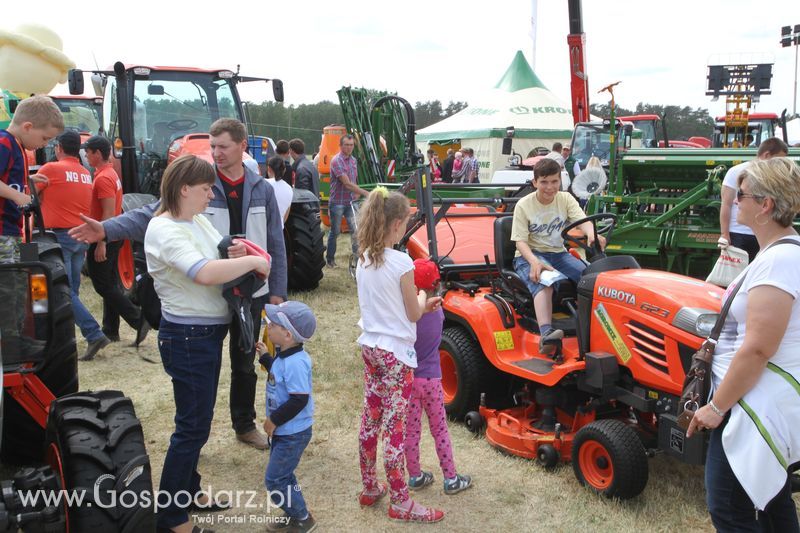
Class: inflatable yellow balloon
0,24,75,95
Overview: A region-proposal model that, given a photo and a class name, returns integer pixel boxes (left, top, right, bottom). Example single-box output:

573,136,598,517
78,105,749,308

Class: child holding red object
404,258,473,495
355,187,445,523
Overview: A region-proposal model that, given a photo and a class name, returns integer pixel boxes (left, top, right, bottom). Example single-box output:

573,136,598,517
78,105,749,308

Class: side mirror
147,84,165,96
272,79,284,103
68,69,84,95
90,74,105,97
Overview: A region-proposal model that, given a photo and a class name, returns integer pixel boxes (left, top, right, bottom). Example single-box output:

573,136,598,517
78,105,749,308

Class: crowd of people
3,94,800,531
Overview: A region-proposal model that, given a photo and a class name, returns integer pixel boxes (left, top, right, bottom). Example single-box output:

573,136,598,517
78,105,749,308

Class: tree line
240,97,717,152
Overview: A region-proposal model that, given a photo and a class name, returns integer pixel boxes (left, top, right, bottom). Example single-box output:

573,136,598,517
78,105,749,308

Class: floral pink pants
358,345,414,505
404,377,457,480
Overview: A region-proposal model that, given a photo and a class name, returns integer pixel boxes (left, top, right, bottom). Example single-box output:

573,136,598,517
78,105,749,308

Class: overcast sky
5,0,800,119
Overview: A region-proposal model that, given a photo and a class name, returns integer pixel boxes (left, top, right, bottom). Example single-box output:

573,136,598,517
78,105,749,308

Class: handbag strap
707,237,800,344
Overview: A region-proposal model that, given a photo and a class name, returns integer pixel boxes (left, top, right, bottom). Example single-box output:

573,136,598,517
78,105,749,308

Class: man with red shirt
83,135,147,348
38,131,110,360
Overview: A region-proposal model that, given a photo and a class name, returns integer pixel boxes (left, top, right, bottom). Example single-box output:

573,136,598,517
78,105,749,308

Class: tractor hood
589,268,724,335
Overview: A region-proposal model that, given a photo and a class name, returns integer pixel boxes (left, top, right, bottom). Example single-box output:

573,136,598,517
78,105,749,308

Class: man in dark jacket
441,148,455,183
289,138,320,198
275,139,295,186
70,119,287,450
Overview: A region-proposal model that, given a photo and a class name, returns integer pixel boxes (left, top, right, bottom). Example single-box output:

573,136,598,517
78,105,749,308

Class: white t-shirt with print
722,161,755,236
356,248,417,367
511,191,586,254
712,235,800,387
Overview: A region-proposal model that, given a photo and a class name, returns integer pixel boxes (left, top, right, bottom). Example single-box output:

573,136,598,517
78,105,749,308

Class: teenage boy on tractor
510,158,605,354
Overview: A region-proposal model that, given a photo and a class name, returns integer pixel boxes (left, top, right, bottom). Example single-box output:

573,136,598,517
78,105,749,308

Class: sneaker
358,482,387,507
104,333,121,342
443,474,473,495
538,329,564,355
266,513,317,533
326,260,337,268
81,335,111,361
408,471,434,490
235,429,270,450
388,501,444,523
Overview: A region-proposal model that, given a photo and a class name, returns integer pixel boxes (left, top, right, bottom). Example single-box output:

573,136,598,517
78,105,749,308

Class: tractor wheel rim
440,349,457,404
118,240,135,290
579,441,614,490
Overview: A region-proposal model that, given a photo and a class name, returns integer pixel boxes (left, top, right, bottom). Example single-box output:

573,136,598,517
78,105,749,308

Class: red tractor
1,178,153,531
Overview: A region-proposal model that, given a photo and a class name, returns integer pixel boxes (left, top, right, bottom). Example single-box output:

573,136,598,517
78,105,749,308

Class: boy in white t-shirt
510,158,604,354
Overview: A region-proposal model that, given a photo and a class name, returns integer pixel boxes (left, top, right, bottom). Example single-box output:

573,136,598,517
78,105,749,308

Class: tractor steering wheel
167,119,199,131
560,213,617,260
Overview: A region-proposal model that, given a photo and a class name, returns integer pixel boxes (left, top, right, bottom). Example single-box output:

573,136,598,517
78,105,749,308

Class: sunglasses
736,189,764,201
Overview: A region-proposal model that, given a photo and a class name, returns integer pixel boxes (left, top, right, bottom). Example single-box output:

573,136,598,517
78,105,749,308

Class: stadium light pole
782,24,800,116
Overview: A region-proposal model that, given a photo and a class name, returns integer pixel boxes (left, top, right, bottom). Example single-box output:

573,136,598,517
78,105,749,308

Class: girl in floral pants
354,188,444,524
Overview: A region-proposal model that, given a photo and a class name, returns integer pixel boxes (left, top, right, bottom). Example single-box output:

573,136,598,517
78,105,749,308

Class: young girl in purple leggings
404,259,473,495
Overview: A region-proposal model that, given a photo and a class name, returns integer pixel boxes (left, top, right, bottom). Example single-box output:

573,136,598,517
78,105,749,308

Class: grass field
15,235,756,531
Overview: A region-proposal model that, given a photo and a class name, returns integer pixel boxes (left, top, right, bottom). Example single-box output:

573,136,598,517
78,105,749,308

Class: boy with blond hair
0,95,63,356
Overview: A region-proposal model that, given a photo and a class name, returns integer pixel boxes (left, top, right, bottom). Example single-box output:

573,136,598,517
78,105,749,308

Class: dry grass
33,236,745,531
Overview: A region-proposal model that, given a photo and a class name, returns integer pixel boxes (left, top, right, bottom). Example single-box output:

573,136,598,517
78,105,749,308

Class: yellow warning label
606,244,622,250
648,390,659,399
494,330,514,351
594,303,632,364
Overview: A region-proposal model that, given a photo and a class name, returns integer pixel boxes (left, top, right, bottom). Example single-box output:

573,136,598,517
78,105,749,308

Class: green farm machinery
585,147,800,277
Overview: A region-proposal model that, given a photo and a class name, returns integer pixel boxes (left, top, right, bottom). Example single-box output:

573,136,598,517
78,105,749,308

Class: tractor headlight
672,307,718,338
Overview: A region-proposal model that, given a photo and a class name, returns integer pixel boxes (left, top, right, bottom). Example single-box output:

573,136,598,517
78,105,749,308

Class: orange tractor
368,95,725,499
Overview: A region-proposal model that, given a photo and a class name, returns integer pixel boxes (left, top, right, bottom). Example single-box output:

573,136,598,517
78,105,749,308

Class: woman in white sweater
145,155,269,533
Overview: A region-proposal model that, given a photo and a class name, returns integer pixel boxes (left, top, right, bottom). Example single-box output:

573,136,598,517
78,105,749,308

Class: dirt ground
59,235,730,531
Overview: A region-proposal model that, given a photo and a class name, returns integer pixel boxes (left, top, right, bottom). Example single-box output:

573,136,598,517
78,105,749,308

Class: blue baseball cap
264,301,316,343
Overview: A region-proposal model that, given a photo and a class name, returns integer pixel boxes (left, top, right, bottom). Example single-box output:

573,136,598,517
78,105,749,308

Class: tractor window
54,99,102,135
133,75,239,156
103,79,118,143
572,125,612,169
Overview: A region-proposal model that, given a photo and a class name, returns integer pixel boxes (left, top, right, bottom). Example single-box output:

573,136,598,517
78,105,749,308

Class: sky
4,0,800,119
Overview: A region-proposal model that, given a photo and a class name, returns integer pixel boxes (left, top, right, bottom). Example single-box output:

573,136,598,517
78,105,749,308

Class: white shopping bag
706,245,748,287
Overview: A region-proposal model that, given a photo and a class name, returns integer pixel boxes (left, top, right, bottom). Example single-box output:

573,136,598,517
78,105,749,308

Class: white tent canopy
416,50,576,181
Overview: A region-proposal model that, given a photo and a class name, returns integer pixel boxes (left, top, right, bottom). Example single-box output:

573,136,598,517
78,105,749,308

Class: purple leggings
404,377,456,479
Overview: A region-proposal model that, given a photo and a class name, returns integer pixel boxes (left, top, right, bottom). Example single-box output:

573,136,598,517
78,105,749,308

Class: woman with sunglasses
687,157,800,532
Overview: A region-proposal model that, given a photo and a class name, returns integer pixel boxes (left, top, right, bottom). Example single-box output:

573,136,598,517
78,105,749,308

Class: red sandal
388,500,445,523
358,482,387,507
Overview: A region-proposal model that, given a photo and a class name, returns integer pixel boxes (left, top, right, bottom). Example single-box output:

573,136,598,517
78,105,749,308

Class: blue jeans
326,203,358,264
265,426,312,519
513,251,586,297
705,416,799,532
156,319,228,529
53,230,104,343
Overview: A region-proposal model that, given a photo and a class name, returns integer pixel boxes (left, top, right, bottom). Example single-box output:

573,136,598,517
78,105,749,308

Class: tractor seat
493,217,576,335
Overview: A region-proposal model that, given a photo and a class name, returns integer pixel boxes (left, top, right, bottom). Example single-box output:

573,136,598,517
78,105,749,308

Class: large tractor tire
440,326,488,420
46,390,155,532
1,238,79,464
285,189,325,291
572,419,649,499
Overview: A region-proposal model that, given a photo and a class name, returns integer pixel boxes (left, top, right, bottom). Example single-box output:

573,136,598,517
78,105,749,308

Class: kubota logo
597,286,636,305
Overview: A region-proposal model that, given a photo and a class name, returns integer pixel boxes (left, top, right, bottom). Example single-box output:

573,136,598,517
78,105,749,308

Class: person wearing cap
37,130,111,360
404,259,472,496
562,144,581,180
83,135,148,348
258,301,317,532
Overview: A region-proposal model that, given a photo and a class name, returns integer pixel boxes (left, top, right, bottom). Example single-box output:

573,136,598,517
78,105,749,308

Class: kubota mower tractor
1,177,154,532
367,94,726,500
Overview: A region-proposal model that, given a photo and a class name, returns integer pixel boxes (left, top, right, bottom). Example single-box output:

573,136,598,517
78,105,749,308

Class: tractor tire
1,239,79,464
572,419,649,499
285,194,325,291
46,390,155,532
440,327,488,420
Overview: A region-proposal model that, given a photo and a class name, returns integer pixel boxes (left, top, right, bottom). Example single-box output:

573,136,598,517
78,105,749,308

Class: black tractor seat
493,216,578,336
